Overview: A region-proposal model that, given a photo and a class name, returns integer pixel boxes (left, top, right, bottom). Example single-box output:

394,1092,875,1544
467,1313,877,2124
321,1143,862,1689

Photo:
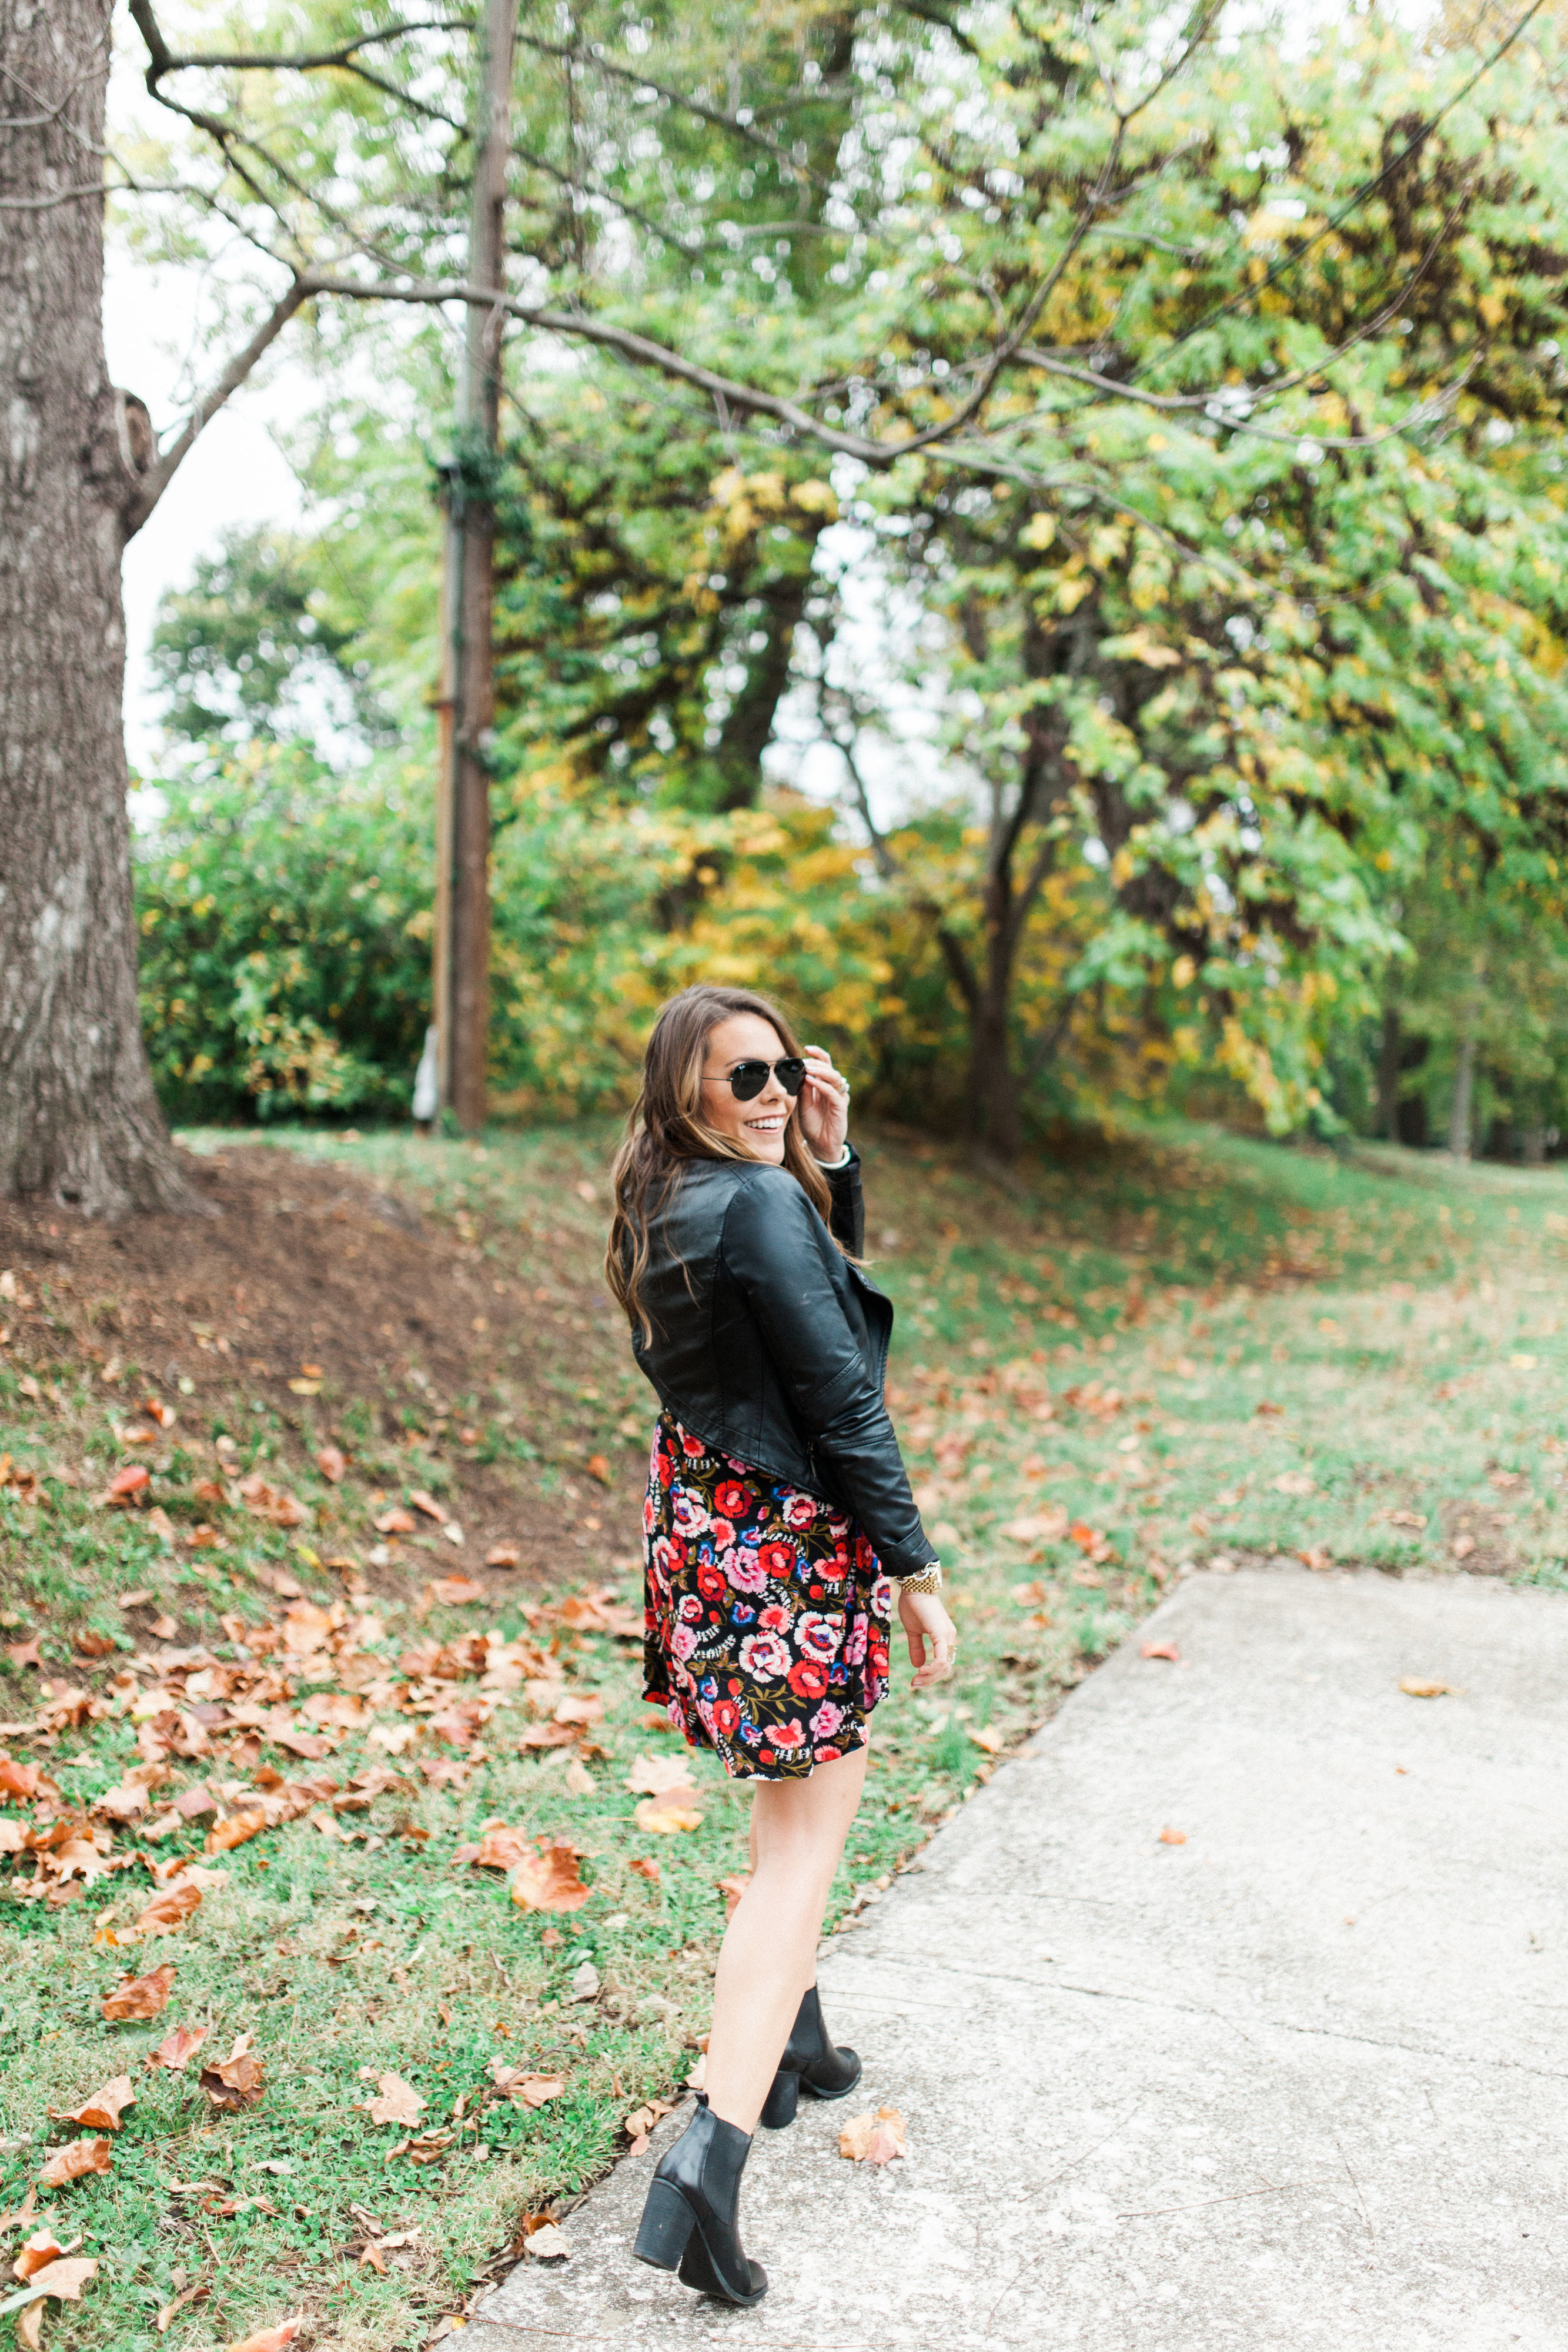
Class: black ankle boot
758,1985,862,2130
632,2094,767,2306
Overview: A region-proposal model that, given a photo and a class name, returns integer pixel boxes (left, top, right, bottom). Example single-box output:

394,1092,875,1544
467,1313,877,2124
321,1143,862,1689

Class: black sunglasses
706,1058,807,1102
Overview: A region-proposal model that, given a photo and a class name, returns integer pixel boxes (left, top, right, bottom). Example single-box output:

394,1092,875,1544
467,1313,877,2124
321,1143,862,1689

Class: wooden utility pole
433,0,518,1131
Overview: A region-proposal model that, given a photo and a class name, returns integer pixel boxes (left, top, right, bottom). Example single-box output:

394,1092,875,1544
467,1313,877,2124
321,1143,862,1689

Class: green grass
2,1117,1566,2347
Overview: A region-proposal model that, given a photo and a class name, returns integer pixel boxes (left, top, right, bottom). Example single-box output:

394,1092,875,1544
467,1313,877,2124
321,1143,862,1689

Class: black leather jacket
628,1148,937,1581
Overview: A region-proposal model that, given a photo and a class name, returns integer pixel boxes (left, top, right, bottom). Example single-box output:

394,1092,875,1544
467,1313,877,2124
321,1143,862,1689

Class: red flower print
696,1563,727,1603
681,1431,708,1459
758,1541,796,1580
758,1603,791,1634
714,1480,750,1520
783,1492,817,1530
786,1657,828,1702
710,1516,735,1549
711,1697,740,1736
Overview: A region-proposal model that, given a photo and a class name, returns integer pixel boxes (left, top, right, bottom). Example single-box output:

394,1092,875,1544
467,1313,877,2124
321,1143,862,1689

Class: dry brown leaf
200,2032,265,2110
488,2063,566,2109
1141,1641,1182,1663
37,2140,112,2189
838,2106,907,2164
624,1752,697,1797
280,1601,334,1653
18,2255,98,2301
485,1545,520,1569
153,2278,210,2333
563,1758,594,1795
0,1758,48,1802
628,1856,660,1886
472,1822,533,1872
204,1809,268,1856
49,2077,134,2132
132,1884,203,1937
366,2073,425,2127
146,2024,208,2073
427,1575,485,1605
634,1792,703,1835
102,1963,175,2020
553,1692,604,1726
522,2221,571,2259
12,2231,71,2282
236,1475,307,1528
1399,1677,1450,1699
1158,1825,1188,1846
968,1725,1004,1755
315,1446,346,1485
373,1506,417,1535
1000,1505,1069,1545
509,1841,590,1914
409,1489,449,1524
15,2305,42,2352
225,2320,301,2352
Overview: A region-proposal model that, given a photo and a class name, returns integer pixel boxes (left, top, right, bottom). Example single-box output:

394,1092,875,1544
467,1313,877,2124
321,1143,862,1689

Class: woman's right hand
898,1585,957,1688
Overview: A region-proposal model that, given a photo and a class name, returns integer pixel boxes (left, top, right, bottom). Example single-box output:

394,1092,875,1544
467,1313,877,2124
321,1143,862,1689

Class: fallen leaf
1452,1533,1477,1561
1141,1641,1182,1663
716,1872,749,1917
489,2066,566,2109
287,1379,322,1396
427,1575,485,1606
149,1613,179,1640
634,1792,703,1835
200,2031,265,2110
388,2127,453,2165
146,2024,208,2073
37,2140,112,2189
1271,1470,1315,1496
563,1758,594,1795
523,2221,571,2259
624,1752,697,1797
1000,1506,1069,1546
1398,1677,1450,1699
99,1464,151,1508
485,1546,520,1569
628,1856,660,1886
11,2231,72,2282
5,1637,41,1670
553,1693,604,1726
131,1883,204,1937
102,1963,175,2020
1158,1826,1187,1846
410,1489,449,1525
49,2078,134,2132
584,1455,611,1486
225,2320,300,2352
509,1841,591,1913
1383,1508,1427,1530
570,1960,600,2002
204,1811,275,1859
236,1474,307,1528
375,1506,417,1536
280,1601,335,1653
0,1758,48,1800
472,1822,533,1872
838,2106,907,2164
18,2253,98,2297
366,2073,425,2127
968,1725,1004,1755
315,1446,346,1485
153,2278,210,2333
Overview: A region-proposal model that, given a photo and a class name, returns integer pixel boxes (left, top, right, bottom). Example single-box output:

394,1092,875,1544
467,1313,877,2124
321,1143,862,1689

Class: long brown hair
605,985,833,1344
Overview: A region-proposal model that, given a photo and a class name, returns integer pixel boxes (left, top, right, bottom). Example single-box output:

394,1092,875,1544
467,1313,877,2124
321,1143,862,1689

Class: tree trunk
1376,1001,1402,1142
0,0,194,1214
1447,1016,1479,1160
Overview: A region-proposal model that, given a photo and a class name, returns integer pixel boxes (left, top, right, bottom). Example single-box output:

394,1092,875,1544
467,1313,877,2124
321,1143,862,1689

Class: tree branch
122,276,313,538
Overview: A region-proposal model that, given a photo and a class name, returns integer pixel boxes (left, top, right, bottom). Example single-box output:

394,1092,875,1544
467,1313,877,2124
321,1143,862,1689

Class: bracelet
897,1562,943,1595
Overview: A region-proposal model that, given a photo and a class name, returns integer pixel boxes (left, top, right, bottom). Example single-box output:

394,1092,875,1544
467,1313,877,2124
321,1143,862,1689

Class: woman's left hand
898,1586,957,1688
797,1045,850,1163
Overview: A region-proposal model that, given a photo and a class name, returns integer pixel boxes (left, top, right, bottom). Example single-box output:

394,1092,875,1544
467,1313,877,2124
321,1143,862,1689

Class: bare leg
702,1744,867,2134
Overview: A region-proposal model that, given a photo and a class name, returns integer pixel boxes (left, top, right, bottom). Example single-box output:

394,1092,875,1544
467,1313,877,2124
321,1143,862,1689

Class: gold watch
898,1561,943,1595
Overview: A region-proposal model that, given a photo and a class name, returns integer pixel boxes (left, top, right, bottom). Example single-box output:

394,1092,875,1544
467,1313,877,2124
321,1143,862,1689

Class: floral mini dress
642,1412,893,1781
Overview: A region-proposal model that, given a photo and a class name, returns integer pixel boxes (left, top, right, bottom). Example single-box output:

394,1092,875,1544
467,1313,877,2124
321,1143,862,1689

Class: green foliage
134,749,432,1122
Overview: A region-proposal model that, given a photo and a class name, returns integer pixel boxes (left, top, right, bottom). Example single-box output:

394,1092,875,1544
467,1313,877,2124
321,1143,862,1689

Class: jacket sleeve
719,1168,937,1580
821,1148,865,1255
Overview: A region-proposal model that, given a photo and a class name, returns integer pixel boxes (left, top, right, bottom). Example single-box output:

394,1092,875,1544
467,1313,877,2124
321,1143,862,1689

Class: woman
606,984,957,2307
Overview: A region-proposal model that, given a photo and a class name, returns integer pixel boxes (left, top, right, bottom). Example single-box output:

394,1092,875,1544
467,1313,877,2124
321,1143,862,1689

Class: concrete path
462,1567,1568,2352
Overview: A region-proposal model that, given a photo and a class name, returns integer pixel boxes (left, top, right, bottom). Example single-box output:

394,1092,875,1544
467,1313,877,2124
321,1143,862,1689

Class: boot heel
758,2070,800,2131
633,2180,696,2271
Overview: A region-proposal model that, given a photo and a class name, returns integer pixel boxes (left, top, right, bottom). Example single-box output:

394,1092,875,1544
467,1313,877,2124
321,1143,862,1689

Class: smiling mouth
744,1113,787,1132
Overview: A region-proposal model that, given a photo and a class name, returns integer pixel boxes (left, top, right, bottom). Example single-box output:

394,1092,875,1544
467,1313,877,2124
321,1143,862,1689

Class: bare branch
0,180,105,211
122,276,312,538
